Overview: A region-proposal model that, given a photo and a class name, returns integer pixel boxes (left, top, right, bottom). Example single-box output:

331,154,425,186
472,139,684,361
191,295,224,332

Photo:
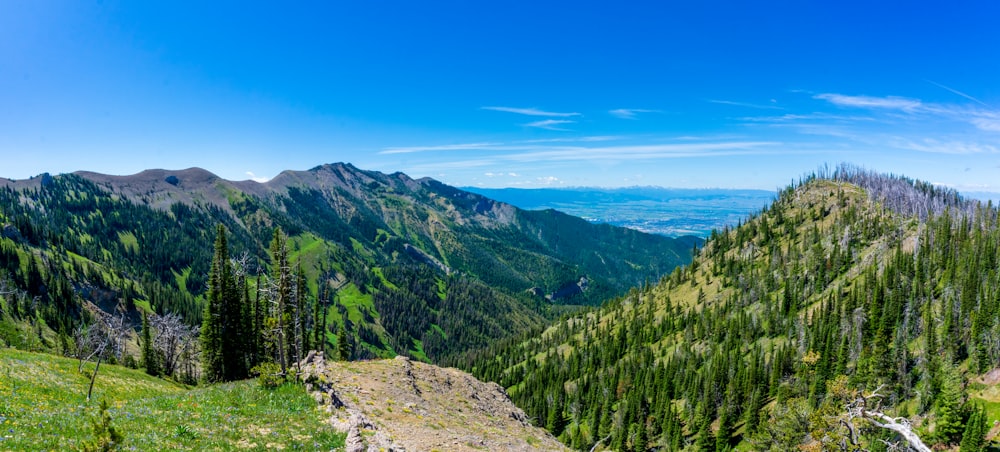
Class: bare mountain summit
299,352,566,451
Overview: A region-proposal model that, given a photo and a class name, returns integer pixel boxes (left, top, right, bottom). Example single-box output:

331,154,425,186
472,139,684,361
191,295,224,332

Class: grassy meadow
0,348,344,451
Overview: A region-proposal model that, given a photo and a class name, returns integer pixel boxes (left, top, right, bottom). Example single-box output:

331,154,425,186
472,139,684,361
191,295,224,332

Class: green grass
117,231,139,254
372,267,398,290
288,232,329,295
133,298,153,314
970,383,1000,427
173,266,193,297
409,339,429,362
429,324,448,340
435,278,446,302
337,283,377,326
0,348,344,451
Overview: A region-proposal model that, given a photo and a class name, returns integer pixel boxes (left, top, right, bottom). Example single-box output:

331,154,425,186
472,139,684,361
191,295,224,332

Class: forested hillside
468,166,1000,451
0,163,695,373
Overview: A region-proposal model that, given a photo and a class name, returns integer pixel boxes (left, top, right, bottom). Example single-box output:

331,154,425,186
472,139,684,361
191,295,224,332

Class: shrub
80,399,124,451
251,362,286,389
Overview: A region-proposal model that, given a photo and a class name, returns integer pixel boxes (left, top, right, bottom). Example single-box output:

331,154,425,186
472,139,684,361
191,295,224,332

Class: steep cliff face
299,352,567,451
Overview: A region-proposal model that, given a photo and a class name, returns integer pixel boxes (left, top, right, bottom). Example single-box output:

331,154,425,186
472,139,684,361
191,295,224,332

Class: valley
464,187,775,238
469,166,1000,450
2,163,999,451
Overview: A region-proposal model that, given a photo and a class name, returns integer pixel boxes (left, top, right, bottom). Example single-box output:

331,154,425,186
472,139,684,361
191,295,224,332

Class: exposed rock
402,244,451,274
1,224,21,242
298,352,566,452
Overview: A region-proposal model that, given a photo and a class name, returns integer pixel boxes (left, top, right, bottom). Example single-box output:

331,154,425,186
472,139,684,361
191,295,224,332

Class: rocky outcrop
2,224,21,242
298,352,566,452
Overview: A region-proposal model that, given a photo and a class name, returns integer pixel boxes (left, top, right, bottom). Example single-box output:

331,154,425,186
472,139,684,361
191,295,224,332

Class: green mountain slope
469,168,1000,451
0,163,695,364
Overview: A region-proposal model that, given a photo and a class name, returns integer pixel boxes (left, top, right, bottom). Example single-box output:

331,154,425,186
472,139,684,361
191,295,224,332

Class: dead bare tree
77,301,131,401
258,273,289,374
150,312,197,378
840,385,931,452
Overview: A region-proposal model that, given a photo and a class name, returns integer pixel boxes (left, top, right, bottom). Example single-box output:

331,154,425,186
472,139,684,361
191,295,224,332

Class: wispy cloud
740,113,876,123
925,80,989,106
380,142,501,155
520,135,620,143
814,93,922,112
890,138,1000,155
814,92,1000,134
390,138,787,173
481,106,581,117
246,171,270,183
970,116,1000,132
709,99,783,110
524,119,575,131
609,108,660,119
503,141,782,162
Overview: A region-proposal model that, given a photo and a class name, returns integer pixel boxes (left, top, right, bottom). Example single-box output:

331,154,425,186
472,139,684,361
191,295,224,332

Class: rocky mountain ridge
298,351,566,451
0,162,696,365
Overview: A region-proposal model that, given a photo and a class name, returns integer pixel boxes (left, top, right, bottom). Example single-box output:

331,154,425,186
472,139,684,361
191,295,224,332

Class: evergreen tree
200,224,245,382
546,391,567,437
140,311,159,376
933,359,966,445
715,407,732,452
200,225,229,382
337,317,351,361
959,403,988,452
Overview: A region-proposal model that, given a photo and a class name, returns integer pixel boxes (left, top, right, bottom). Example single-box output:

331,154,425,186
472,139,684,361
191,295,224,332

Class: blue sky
2,1,999,192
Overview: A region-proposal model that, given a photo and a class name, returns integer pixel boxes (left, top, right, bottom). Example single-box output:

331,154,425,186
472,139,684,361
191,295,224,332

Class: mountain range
4,162,1000,451
0,163,697,364
469,166,998,450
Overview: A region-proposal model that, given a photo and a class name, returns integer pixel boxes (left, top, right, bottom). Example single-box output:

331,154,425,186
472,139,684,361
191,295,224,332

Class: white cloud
380,142,501,155
971,116,1000,132
891,138,1000,155
502,141,783,163
708,99,783,110
814,93,922,111
740,113,876,123
536,176,562,185
246,171,270,183
481,106,581,117
524,119,575,131
387,138,786,171
482,171,521,178
609,108,659,119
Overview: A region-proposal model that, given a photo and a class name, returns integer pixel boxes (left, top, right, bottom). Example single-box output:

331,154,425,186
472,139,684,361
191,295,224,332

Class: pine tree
200,224,245,382
933,359,966,445
220,251,248,381
715,407,732,452
337,317,351,361
959,403,987,452
313,284,325,354
140,311,159,376
546,391,567,437
200,225,230,382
